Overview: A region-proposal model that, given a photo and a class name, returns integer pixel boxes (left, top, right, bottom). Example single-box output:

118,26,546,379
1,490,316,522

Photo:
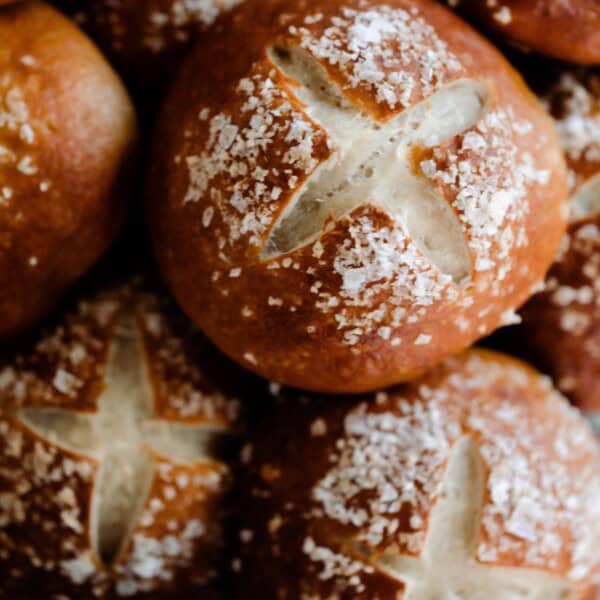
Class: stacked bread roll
0,1,137,339
0,0,599,597
450,0,600,64
148,0,566,392
518,69,600,434
233,351,600,598
0,277,246,597
56,0,243,95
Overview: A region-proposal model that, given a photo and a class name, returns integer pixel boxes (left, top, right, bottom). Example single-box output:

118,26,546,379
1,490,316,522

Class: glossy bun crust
233,350,600,599
0,278,243,599
58,0,242,92
0,1,138,339
149,0,566,392
520,69,600,423
453,0,600,64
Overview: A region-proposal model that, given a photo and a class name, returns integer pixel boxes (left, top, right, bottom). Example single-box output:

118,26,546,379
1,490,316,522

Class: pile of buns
0,0,598,598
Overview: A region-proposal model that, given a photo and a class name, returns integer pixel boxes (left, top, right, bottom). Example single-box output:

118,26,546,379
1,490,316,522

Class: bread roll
0,1,138,339
450,0,600,65
233,350,600,598
520,69,600,433
149,0,567,393
58,0,243,93
0,278,243,598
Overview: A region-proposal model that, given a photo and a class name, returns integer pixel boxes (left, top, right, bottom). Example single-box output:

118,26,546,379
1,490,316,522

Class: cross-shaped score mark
365,436,573,599
18,312,226,565
263,46,489,284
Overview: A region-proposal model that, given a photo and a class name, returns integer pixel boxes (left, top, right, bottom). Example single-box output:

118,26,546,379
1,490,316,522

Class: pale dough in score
371,437,572,599
263,46,488,285
19,312,225,565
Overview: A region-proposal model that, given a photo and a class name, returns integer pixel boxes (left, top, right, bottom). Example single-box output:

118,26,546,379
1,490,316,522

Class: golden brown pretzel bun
233,350,600,599
0,1,138,340
520,69,600,431
58,0,243,93
148,0,567,393
450,0,600,64
0,277,245,598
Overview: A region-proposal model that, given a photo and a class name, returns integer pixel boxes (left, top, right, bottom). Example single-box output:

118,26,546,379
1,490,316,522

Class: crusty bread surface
148,0,568,392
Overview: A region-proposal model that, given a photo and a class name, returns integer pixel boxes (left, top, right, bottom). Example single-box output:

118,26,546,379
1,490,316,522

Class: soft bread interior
587,412,600,439
143,419,220,463
263,46,488,284
570,173,600,222
375,437,573,599
90,313,155,564
20,408,96,452
19,312,217,566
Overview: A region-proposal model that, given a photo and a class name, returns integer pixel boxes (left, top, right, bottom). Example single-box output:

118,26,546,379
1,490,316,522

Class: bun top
0,280,242,597
150,0,567,392
235,350,600,598
0,1,138,338
0,0,135,222
451,0,600,65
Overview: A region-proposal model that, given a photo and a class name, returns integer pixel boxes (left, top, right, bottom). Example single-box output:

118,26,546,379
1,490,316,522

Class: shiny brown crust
0,1,138,339
57,0,243,92
148,0,567,393
520,69,600,416
452,0,600,64
232,349,600,599
0,278,244,598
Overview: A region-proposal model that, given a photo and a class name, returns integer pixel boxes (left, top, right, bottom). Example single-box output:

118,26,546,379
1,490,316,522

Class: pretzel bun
58,0,243,92
0,1,138,339
520,69,600,432
450,0,600,65
148,0,567,393
233,350,600,598
0,278,244,598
